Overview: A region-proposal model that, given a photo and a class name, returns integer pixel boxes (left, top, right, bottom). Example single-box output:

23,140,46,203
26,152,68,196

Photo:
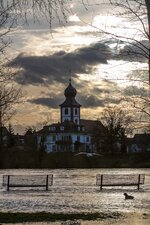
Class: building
37,80,105,153
0,126,10,147
127,133,150,152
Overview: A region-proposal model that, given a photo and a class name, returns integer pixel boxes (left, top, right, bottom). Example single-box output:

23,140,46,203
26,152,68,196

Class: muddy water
0,168,150,224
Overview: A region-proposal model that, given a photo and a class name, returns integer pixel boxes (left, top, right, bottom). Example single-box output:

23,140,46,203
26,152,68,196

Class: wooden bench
3,174,53,191
96,174,145,191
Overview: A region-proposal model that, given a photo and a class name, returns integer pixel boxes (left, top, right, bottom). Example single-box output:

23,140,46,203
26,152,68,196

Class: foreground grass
0,212,122,223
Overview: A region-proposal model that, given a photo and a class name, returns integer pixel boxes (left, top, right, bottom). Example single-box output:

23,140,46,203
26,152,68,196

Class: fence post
51,174,53,186
137,174,140,190
100,175,103,191
46,175,49,191
7,175,10,191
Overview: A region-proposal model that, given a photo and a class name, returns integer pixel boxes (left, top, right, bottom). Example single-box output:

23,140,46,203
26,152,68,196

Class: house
37,80,105,153
80,119,106,151
127,133,150,152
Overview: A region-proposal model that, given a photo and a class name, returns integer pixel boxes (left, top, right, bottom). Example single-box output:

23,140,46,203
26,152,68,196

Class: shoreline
0,211,150,223
0,211,123,223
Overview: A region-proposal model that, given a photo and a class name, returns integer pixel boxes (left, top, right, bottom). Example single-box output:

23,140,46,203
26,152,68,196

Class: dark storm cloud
100,38,148,62
123,86,148,97
93,87,111,94
8,37,146,87
28,96,62,109
8,42,112,85
78,94,121,107
27,76,121,109
115,40,149,62
75,80,120,107
79,95,105,108
28,93,105,109
28,93,121,109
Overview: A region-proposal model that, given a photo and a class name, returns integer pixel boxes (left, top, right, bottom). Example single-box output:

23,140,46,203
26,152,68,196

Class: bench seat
96,174,145,191
3,174,53,191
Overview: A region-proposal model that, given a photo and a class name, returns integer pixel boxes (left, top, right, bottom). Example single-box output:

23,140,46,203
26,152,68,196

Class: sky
5,0,148,134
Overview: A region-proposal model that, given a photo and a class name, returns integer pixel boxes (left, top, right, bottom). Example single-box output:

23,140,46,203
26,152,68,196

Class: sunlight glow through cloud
68,14,80,22
92,15,147,41
5,0,148,133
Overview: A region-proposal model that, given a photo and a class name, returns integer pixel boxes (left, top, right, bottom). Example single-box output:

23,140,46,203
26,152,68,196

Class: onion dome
60,79,81,107
64,79,77,97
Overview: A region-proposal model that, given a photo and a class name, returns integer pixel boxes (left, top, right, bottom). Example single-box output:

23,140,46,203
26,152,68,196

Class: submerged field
0,168,150,224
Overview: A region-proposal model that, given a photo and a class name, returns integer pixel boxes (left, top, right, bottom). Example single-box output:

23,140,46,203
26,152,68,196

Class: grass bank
0,212,122,223
1,149,150,168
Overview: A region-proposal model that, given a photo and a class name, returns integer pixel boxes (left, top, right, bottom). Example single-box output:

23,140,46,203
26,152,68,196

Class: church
37,80,105,153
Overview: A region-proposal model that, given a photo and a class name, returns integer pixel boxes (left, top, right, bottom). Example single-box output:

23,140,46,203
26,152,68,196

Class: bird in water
124,193,134,200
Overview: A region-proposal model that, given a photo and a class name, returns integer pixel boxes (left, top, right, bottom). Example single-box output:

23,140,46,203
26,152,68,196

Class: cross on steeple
69,69,72,84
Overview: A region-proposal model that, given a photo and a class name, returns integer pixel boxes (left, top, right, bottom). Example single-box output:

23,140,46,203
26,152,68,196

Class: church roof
80,119,106,134
64,81,77,98
36,121,85,134
60,80,81,107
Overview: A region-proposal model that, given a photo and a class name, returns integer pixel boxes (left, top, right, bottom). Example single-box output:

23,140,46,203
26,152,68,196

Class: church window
69,136,72,141
75,108,78,115
77,136,80,142
60,126,64,131
52,135,56,141
65,108,68,115
86,136,89,142
52,145,56,151
50,126,56,131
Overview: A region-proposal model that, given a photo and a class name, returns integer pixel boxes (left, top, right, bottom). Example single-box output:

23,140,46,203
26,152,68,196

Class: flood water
0,168,150,214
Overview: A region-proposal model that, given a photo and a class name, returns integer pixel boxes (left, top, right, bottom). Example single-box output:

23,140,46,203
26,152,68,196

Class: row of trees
0,0,149,150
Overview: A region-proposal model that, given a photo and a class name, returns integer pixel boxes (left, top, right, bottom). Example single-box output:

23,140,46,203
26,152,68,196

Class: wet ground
0,168,150,224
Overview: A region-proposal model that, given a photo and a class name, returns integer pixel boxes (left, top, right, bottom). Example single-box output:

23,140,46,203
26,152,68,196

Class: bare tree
107,0,149,83
0,66,21,150
83,0,149,132
123,88,150,132
0,0,71,31
101,106,133,153
0,0,72,149
0,66,21,121
83,0,149,83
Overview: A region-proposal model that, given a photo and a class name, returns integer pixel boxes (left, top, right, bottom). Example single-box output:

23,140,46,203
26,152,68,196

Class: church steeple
59,80,81,124
64,79,77,98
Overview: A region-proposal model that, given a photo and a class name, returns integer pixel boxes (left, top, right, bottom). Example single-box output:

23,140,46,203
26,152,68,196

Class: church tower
59,79,81,125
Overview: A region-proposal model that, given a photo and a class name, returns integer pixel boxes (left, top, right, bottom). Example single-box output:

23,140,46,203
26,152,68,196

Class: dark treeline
0,147,150,169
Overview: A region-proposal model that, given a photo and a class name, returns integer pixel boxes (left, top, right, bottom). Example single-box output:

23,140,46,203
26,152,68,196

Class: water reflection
0,168,150,213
